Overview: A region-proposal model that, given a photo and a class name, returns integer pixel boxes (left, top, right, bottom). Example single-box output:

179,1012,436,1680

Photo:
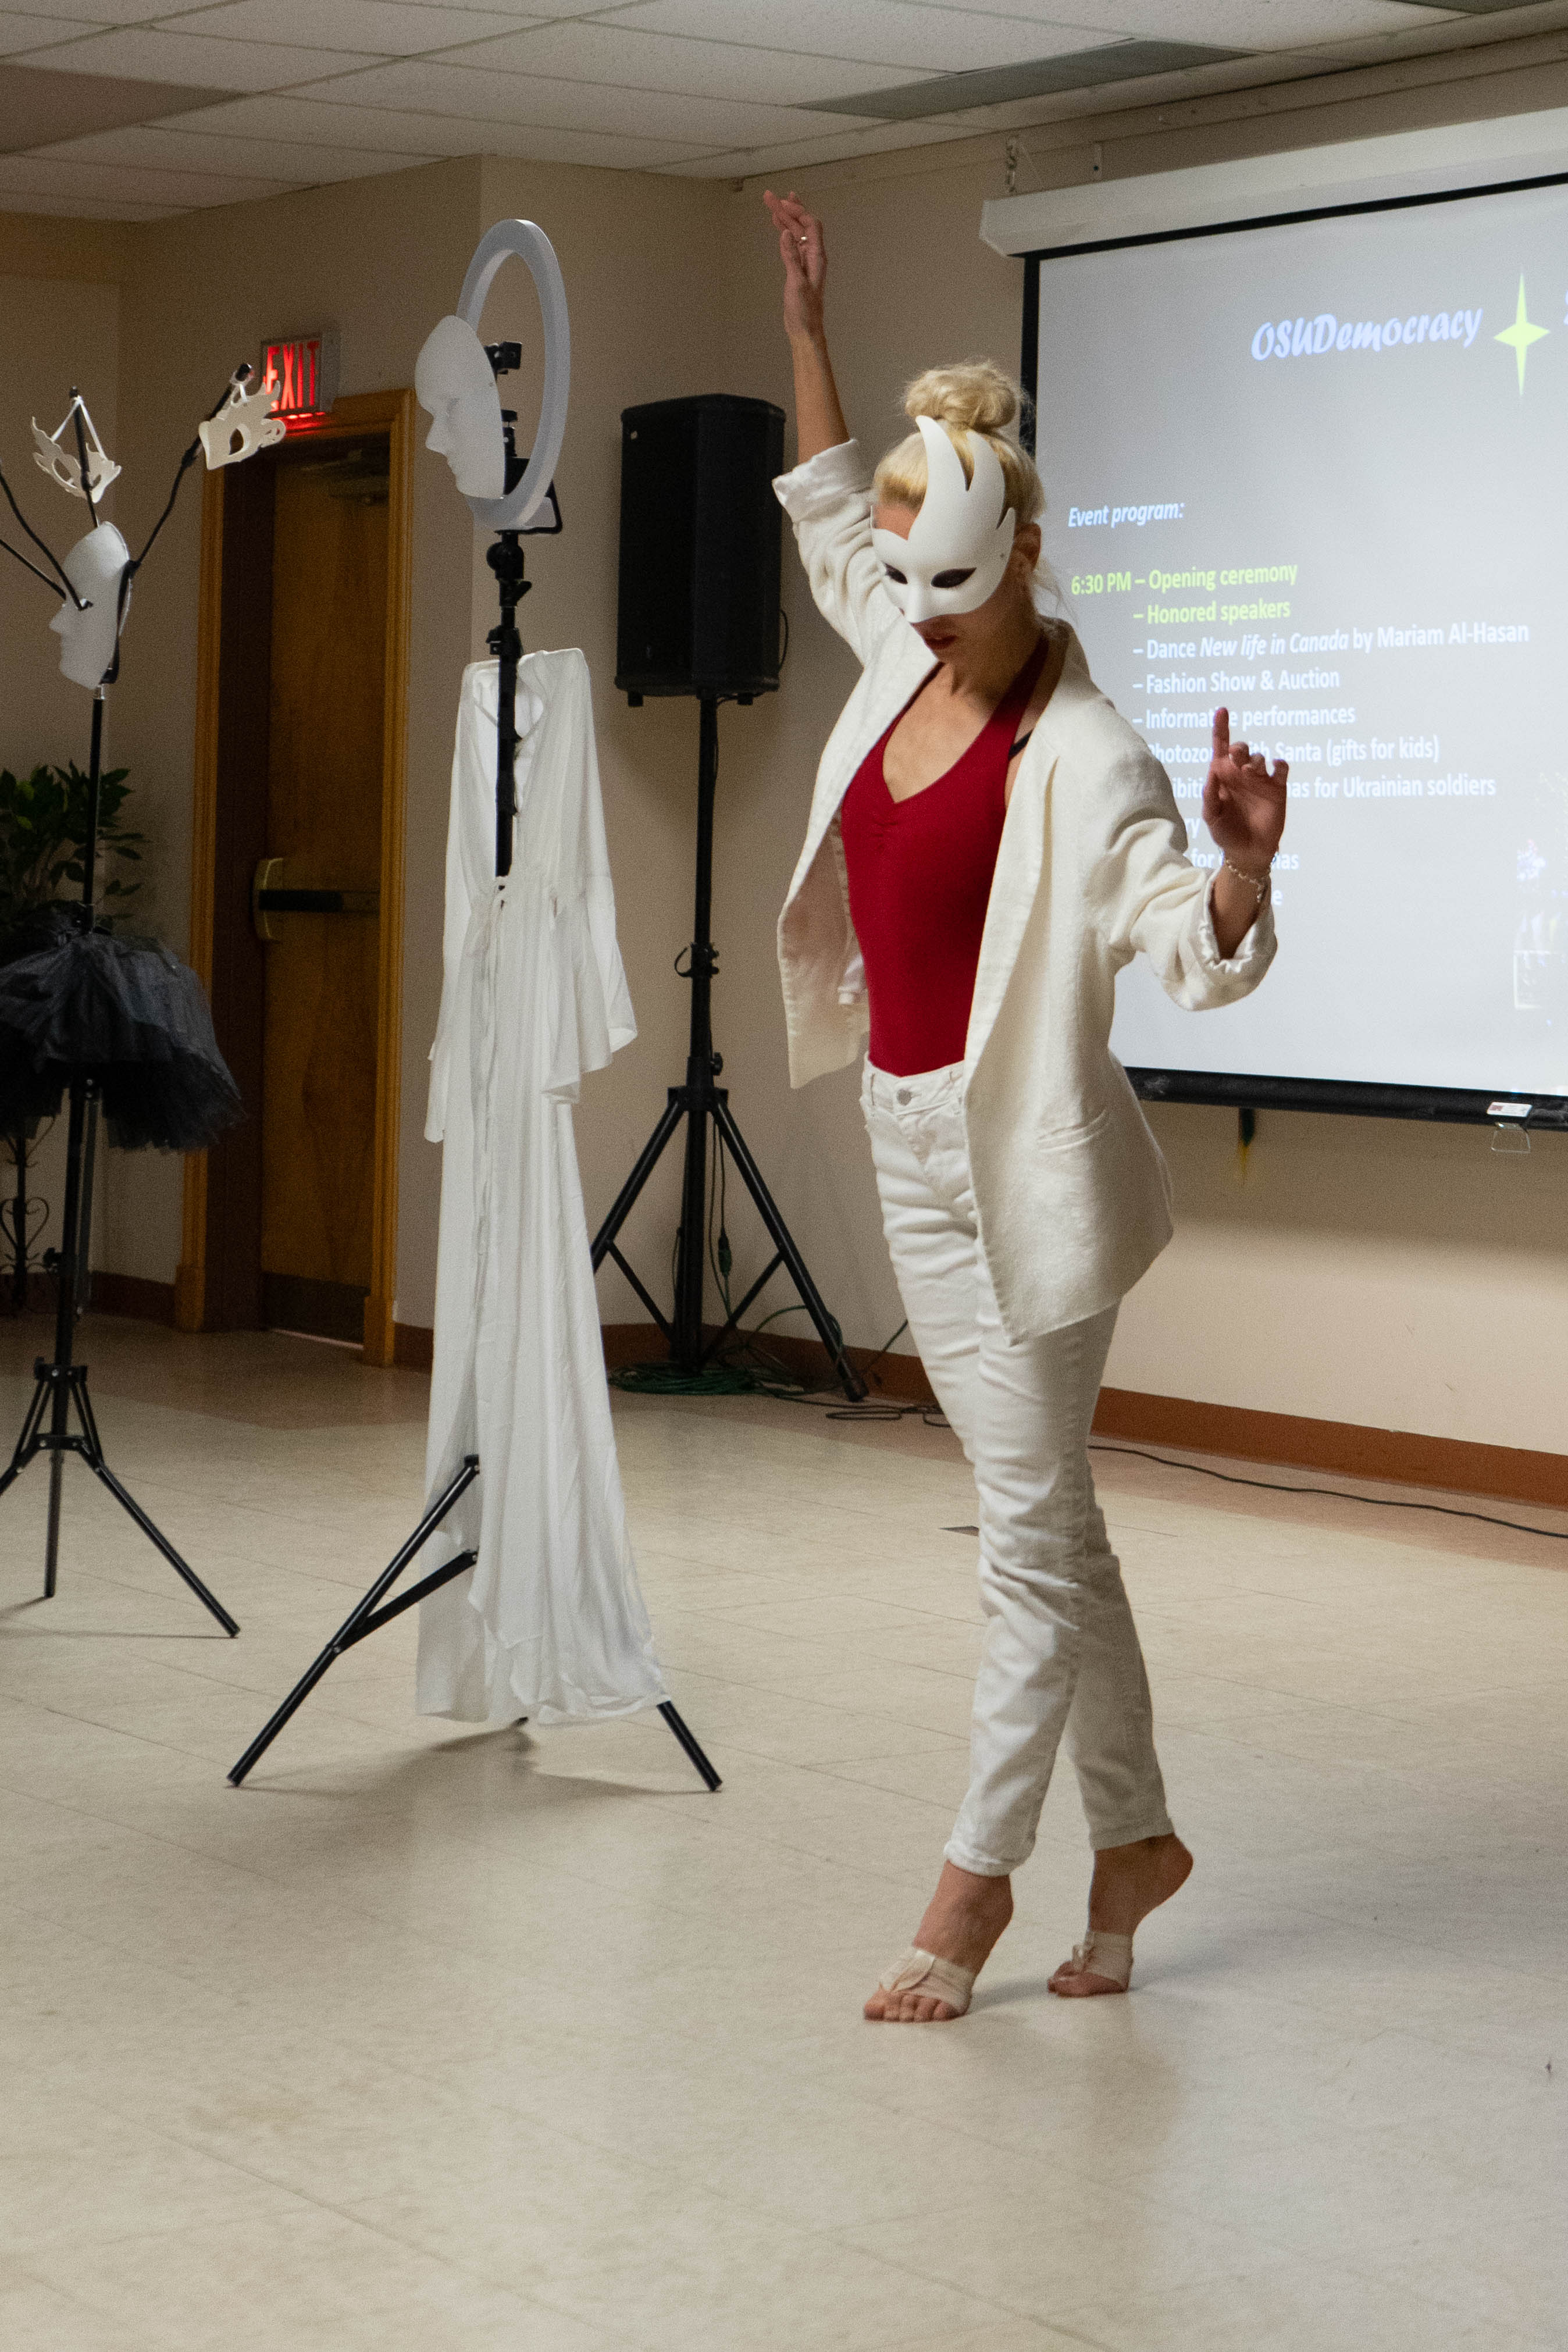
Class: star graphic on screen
1495,276,1548,393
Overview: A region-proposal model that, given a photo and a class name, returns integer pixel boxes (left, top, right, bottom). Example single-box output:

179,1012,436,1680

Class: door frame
178,387,414,1366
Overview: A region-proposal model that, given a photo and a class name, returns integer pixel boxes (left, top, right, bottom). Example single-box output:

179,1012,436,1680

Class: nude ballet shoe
874,1946,975,2018
1050,1928,1134,1995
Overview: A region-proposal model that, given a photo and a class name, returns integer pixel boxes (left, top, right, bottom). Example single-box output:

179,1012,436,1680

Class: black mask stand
0,397,239,1633
230,402,718,1790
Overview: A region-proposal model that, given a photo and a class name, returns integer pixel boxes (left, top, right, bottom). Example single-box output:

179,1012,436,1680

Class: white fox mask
871,417,1014,623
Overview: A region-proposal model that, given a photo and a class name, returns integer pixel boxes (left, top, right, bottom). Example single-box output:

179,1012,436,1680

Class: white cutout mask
425,221,570,530
51,522,131,690
32,397,120,501
198,375,285,471
871,417,1014,623
415,315,505,500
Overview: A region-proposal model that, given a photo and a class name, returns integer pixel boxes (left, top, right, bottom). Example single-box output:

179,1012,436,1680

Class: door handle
252,858,379,941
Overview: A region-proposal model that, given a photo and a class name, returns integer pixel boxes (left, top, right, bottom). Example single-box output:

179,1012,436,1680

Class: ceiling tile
313,56,882,140
0,2,166,21
171,0,538,56
842,41,1280,116
0,145,293,199
163,88,490,146
592,0,1091,72
363,114,722,164
670,116,968,176
32,117,434,176
20,26,383,84
0,0,1496,213
0,186,179,213
439,19,940,101
162,90,719,164
0,12,97,52
398,0,608,11
910,0,1462,41
0,57,233,143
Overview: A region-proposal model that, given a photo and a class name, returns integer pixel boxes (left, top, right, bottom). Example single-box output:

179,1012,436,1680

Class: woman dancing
763,190,1288,2023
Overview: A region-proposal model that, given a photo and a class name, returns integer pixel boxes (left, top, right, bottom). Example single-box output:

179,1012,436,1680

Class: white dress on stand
415,650,669,1725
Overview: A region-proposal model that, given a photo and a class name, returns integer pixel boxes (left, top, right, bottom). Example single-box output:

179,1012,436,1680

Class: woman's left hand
1202,707,1288,875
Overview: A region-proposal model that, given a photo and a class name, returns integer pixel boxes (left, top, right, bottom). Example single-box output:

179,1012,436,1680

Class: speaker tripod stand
592,697,867,1402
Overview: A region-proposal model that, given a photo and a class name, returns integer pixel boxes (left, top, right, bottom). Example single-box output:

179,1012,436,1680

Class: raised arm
1079,733,1277,1013
763,190,849,461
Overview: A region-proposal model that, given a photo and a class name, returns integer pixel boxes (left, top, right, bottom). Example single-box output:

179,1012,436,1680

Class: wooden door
181,389,411,1361
258,436,389,1342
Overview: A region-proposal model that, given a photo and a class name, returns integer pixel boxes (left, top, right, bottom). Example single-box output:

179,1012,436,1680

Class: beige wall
3,19,1565,1454
0,272,119,772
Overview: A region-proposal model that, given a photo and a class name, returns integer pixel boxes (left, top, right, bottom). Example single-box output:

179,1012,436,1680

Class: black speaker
616,393,785,702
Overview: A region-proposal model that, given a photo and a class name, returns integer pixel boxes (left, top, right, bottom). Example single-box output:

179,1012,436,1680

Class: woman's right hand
764,190,826,346
763,189,848,459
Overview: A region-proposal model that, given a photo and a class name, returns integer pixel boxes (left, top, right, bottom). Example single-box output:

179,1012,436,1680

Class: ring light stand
460,219,570,881
230,223,717,1792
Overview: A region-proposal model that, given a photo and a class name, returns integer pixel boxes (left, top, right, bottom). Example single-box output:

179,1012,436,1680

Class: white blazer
774,440,1277,1342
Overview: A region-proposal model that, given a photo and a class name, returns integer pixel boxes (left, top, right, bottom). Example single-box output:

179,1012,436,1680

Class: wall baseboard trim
5,1272,176,1324
91,1273,176,1325
344,1320,1568,1511
1093,1389,1568,1511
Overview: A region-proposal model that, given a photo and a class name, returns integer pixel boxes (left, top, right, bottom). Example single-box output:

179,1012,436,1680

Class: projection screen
1025,169,1568,1127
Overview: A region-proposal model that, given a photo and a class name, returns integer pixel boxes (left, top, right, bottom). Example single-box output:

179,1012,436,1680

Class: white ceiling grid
0,0,1544,220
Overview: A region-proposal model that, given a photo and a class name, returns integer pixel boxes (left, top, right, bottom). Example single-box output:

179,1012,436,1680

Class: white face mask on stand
871,416,1015,623
415,315,507,501
31,396,120,502
197,375,285,471
51,522,131,690
413,220,571,533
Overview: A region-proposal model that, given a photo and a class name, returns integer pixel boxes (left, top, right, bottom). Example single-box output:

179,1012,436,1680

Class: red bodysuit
839,637,1049,1078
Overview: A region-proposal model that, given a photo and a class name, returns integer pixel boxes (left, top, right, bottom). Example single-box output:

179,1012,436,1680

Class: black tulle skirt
0,913,242,1152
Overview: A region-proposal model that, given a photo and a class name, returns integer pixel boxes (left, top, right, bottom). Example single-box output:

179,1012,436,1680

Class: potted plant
0,761,142,1312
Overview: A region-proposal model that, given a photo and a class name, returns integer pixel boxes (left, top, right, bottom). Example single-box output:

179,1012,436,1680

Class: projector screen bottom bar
1127,1070,1568,1131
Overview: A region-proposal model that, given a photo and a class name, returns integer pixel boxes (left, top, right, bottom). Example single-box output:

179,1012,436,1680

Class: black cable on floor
610,1314,1567,1545
1086,1441,1568,1544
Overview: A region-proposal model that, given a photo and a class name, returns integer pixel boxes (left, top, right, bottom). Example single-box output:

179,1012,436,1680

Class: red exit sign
260,329,340,422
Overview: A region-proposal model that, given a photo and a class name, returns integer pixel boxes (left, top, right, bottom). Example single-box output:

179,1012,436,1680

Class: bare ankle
1086,1833,1192,1934
913,1862,1013,1968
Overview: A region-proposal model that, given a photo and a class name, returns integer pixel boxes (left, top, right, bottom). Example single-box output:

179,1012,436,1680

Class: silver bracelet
1221,858,1271,906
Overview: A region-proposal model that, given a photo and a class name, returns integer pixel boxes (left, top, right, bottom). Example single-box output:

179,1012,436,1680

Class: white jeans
862,1060,1174,1877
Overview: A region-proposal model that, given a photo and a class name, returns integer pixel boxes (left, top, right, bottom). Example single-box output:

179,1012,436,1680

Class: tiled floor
2,1313,1566,2351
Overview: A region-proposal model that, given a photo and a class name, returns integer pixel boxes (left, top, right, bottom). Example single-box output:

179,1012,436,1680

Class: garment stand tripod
0,402,238,1633
590,695,868,1401
230,521,719,1790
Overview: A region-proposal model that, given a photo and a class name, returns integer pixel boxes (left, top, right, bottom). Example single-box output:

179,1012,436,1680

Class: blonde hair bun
874,357,1043,528
903,359,1020,439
